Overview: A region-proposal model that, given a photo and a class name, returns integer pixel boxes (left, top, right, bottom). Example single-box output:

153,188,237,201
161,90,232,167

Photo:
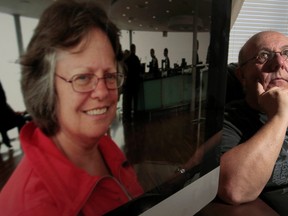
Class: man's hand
257,82,288,122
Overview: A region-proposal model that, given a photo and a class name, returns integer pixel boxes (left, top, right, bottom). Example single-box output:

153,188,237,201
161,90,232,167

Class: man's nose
270,53,286,71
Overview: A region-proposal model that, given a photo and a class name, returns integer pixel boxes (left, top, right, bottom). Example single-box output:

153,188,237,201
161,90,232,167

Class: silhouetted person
148,48,159,77
162,48,170,70
181,58,187,68
0,81,25,149
123,44,141,122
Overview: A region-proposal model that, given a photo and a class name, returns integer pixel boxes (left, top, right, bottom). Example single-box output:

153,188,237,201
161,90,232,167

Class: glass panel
107,0,230,214
0,0,231,214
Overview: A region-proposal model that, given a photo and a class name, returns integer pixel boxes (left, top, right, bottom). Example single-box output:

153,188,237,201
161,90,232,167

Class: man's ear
235,67,245,86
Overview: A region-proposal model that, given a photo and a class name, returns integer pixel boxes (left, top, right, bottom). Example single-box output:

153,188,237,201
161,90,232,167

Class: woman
0,1,143,215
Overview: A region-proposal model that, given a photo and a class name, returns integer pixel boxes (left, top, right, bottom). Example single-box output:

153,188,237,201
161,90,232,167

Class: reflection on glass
0,0,230,215
107,0,230,215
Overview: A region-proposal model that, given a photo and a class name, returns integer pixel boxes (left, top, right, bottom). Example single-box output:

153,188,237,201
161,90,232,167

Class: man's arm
218,84,288,205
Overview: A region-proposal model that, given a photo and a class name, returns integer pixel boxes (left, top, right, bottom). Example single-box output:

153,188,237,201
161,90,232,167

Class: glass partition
107,0,231,214
0,0,231,214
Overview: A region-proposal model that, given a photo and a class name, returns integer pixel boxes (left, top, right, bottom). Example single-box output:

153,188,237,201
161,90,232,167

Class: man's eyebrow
257,45,288,51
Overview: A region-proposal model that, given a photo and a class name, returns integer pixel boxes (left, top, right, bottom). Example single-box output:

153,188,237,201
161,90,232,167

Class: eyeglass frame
55,72,124,93
239,49,288,67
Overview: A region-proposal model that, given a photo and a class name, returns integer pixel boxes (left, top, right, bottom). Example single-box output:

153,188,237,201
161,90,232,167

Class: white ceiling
0,0,212,32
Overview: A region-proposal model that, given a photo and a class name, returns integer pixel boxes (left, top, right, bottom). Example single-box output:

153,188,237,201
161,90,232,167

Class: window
228,0,288,64
0,13,23,110
0,13,37,111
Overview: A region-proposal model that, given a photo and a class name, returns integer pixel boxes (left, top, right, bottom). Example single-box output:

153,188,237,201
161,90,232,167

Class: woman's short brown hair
21,0,121,136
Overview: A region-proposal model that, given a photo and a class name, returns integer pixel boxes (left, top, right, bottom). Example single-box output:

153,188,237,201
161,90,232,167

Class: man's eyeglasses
240,49,288,67
56,72,124,93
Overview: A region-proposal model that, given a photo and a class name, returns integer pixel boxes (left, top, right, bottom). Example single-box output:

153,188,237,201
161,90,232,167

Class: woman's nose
90,78,109,99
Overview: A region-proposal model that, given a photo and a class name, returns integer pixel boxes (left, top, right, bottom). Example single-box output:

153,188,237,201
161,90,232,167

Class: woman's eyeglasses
56,72,124,93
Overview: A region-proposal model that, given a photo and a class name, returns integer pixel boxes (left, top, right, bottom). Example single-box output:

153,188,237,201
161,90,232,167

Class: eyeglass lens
72,73,123,92
257,50,288,63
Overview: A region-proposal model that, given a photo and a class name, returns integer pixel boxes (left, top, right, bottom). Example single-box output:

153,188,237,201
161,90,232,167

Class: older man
218,31,288,214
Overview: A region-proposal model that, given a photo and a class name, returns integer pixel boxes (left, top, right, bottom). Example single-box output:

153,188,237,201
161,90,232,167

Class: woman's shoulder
0,156,63,215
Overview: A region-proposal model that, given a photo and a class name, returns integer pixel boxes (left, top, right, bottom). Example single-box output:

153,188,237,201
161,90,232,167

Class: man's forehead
252,32,288,50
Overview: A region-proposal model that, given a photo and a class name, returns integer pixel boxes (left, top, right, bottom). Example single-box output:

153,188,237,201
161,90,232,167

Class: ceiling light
126,6,130,10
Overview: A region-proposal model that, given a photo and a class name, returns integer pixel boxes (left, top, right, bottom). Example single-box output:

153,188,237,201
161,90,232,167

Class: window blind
228,0,288,64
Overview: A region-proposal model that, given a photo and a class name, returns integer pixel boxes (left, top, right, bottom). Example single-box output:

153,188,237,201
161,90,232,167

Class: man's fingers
257,82,265,96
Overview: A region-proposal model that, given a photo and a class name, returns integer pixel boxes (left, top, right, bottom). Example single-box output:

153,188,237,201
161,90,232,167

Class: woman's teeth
86,108,107,115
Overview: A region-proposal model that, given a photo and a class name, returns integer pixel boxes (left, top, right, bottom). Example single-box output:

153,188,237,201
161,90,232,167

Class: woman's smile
84,107,108,116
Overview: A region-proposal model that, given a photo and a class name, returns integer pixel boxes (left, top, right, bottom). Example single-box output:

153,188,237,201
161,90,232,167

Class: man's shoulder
224,99,263,137
225,100,258,117
125,54,140,65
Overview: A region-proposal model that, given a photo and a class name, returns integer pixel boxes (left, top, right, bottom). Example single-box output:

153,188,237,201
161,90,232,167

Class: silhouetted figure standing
123,44,141,122
0,81,25,149
148,48,159,77
162,48,170,70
